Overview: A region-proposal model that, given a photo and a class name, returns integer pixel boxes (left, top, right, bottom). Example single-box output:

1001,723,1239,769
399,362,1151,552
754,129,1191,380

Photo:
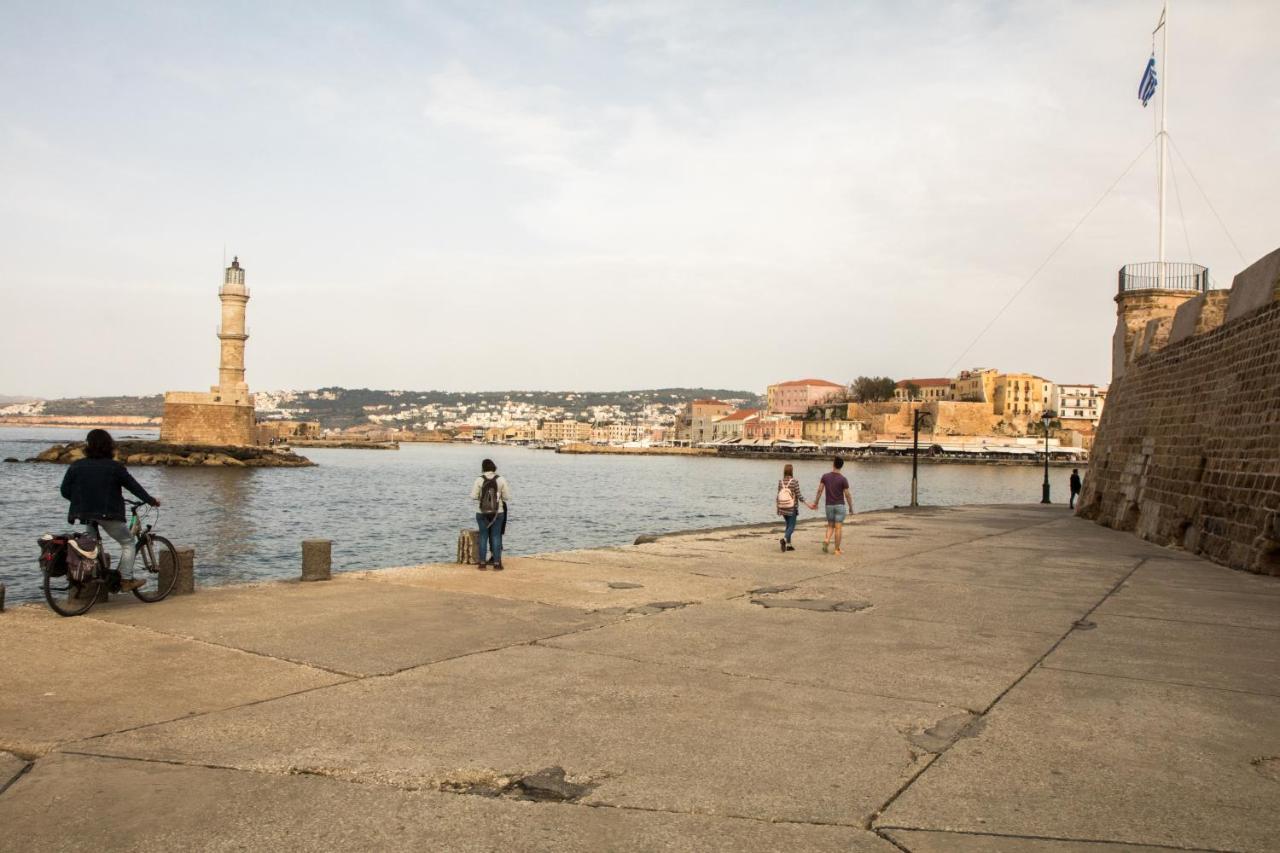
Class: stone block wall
1079,250,1280,575
161,393,256,446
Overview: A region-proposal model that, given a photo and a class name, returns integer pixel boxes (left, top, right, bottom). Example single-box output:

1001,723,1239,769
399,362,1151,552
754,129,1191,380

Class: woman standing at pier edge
471,458,511,571
776,464,806,552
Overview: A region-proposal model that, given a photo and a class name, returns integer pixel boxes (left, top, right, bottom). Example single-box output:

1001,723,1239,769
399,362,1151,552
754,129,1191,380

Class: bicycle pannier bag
37,534,69,578
65,534,101,583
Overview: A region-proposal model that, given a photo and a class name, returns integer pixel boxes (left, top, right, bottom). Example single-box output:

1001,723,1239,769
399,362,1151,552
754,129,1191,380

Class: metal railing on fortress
1117,262,1209,294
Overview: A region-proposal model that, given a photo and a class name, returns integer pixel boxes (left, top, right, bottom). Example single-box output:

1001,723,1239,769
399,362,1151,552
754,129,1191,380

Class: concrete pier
1,504,1278,851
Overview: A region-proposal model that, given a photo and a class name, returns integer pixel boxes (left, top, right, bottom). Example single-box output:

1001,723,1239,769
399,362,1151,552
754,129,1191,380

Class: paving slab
1098,579,1280,632
882,829,1191,852
1127,557,1280,596
75,643,941,826
344,557,746,610
0,752,896,853
1043,613,1280,696
545,597,1055,710
786,573,1097,636
82,578,610,676
0,752,26,791
860,545,1138,596
0,608,345,757
878,667,1280,852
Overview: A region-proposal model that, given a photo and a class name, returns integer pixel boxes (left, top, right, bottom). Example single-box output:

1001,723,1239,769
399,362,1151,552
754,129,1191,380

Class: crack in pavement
1037,665,1280,699
875,825,1244,852
864,556,1150,830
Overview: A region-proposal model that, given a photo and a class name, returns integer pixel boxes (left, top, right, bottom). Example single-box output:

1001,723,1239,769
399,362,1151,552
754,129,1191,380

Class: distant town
1,369,1104,462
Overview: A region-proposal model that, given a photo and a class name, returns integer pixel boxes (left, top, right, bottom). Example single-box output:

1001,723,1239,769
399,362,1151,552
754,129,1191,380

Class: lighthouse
160,257,258,446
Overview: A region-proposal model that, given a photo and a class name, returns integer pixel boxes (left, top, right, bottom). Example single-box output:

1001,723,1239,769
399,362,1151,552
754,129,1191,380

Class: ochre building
160,258,257,446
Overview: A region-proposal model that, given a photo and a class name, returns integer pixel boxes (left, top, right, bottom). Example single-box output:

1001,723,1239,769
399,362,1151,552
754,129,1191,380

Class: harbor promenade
2,505,1278,851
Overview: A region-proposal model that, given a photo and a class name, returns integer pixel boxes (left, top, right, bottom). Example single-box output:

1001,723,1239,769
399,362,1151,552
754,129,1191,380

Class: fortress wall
161,393,256,446
1079,249,1280,575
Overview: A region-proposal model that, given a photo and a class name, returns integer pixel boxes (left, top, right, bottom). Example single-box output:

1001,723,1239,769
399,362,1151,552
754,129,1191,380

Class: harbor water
0,426,1062,605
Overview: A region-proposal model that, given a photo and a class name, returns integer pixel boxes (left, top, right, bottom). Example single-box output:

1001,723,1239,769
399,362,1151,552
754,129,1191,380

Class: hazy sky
3,1,1277,398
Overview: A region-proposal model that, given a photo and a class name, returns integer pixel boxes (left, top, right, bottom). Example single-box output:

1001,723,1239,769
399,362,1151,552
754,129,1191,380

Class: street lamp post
1040,409,1056,504
911,405,932,508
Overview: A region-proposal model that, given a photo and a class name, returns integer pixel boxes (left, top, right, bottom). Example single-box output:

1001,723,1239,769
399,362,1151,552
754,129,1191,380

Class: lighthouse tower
215,257,251,402
160,257,258,446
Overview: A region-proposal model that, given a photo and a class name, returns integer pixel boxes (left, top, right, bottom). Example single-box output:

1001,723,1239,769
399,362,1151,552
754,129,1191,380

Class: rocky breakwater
21,440,314,468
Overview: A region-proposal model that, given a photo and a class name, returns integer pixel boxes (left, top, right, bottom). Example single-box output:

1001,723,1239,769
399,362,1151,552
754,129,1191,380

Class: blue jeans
88,519,136,578
476,513,505,565
783,513,797,542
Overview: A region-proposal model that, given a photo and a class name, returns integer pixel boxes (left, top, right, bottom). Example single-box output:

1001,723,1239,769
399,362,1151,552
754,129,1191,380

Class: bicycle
40,500,179,617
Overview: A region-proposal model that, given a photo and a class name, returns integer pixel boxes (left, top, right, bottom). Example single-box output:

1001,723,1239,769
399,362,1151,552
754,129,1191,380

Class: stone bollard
159,547,196,595
457,529,478,565
301,539,332,582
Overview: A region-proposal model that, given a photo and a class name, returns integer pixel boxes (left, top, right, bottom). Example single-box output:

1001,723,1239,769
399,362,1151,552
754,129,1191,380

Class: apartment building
893,378,952,402
744,416,804,441
950,368,999,403
711,408,760,442
992,373,1055,420
686,398,734,444
1053,384,1107,428
766,379,844,414
539,420,592,442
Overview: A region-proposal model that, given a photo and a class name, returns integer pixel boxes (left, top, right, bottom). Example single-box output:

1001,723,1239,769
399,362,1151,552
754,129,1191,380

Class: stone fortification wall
1079,247,1280,575
161,392,256,446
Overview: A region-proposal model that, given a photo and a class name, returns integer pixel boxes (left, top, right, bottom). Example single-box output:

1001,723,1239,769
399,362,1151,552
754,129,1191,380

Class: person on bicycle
59,429,160,592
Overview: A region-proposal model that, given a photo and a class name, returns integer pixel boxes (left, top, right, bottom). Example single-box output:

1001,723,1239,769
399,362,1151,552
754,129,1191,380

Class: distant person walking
471,458,511,571
59,429,160,592
1069,468,1083,509
776,463,806,552
809,457,854,556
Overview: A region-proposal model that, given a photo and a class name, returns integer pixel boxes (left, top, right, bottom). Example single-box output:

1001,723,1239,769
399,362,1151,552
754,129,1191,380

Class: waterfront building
1054,384,1107,430
161,257,257,446
590,423,641,444
765,379,844,414
743,415,803,442
991,373,1055,420
711,408,760,442
540,420,592,443
684,398,734,444
950,368,999,404
893,378,952,402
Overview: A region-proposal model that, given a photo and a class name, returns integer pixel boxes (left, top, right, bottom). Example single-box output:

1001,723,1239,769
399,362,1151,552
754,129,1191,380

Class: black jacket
1069,473,1082,493
60,457,155,523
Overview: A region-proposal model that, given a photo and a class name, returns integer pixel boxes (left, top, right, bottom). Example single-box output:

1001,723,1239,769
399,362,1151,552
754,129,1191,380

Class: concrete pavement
1,504,1277,851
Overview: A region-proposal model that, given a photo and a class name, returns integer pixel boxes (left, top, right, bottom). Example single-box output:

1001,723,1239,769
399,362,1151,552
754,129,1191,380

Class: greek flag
1138,55,1158,107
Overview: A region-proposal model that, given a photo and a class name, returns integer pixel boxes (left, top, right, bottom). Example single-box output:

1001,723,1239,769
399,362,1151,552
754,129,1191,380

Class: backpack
65,533,101,583
37,534,69,577
777,479,796,511
479,476,502,517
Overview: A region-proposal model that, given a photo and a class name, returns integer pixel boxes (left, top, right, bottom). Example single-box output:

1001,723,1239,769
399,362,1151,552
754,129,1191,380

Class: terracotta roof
773,379,843,388
718,408,760,422
896,378,952,388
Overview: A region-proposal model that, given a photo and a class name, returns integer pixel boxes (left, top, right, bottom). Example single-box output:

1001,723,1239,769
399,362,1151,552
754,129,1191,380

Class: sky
2,0,1277,399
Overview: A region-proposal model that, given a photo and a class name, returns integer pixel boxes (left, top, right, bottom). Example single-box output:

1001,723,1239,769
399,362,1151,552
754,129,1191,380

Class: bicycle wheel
43,571,101,617
132,534,178,602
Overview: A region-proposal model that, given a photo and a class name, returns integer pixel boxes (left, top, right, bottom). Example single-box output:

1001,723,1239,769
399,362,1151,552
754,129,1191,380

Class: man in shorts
809,456,854,556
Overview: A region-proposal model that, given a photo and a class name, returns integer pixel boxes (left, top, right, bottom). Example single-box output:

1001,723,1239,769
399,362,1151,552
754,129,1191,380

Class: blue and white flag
1138,55,1158,107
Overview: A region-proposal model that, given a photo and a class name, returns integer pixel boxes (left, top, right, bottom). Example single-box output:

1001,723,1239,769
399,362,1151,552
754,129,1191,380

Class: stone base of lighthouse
160,390,257,446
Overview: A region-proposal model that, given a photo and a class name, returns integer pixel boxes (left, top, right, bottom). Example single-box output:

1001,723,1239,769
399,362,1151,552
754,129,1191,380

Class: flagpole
1158,0,1169,288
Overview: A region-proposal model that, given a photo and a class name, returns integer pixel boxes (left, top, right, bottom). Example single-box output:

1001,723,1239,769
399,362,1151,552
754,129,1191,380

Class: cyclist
59,429,160,592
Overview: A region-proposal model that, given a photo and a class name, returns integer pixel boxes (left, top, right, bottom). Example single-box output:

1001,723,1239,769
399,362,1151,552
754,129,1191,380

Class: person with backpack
808,456,854,556
776,463,806,552
470,458,511,571
59,429,160,592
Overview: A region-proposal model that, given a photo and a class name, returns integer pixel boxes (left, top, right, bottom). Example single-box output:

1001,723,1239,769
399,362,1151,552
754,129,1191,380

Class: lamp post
911,404,933,507
1040,409,1056,504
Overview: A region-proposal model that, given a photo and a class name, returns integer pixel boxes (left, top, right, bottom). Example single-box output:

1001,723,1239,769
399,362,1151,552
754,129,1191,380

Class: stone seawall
1080,248,1280,575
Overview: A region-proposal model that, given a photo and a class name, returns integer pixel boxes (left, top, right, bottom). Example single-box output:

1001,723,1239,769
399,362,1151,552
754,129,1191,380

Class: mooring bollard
160,547,196,595
457,529,478,565
301,539,332,581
